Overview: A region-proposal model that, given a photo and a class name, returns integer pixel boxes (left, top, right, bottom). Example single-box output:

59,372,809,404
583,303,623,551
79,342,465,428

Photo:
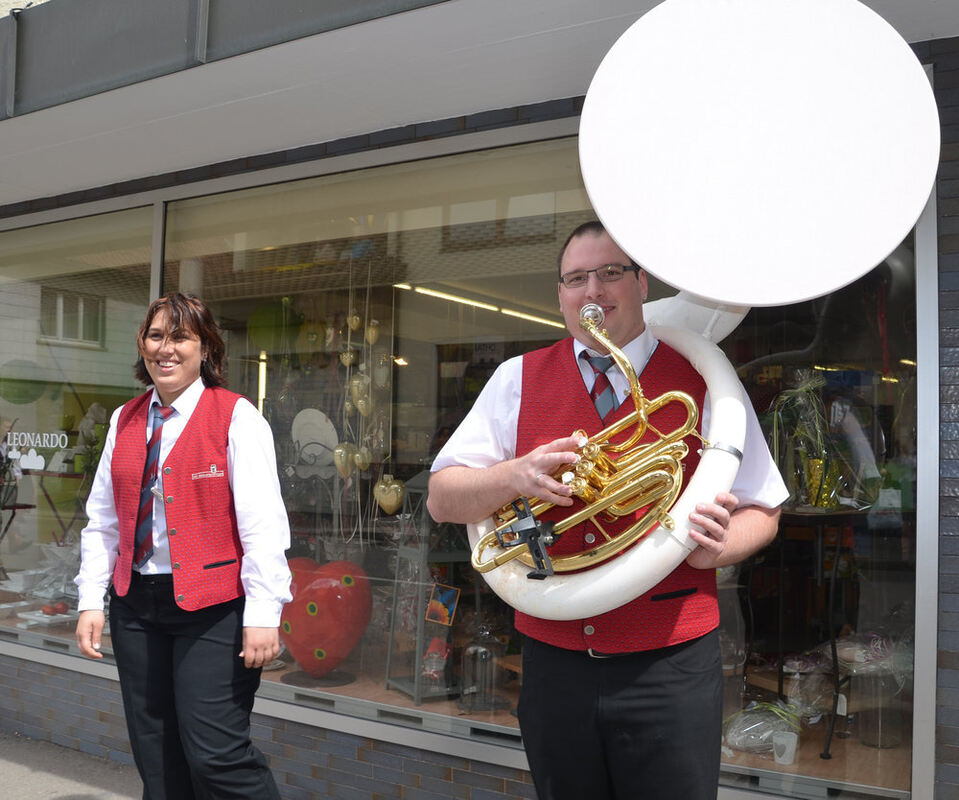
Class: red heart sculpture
280,557,372,678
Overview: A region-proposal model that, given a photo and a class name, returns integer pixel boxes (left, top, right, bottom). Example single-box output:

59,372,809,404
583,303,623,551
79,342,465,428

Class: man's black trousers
517,630,723,800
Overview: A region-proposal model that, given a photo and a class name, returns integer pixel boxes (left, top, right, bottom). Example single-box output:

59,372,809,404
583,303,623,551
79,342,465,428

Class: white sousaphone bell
467,0,940,621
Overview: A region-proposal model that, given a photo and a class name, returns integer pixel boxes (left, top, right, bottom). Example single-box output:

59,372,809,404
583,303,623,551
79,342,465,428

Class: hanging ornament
333,442,358,478
339,349,357,367
355,396,372,418
374,474,405,515
354,445,372,471
365,319,380,345
343,398,355,415
347,309,362,331
349,373,370,406
372,350,391,390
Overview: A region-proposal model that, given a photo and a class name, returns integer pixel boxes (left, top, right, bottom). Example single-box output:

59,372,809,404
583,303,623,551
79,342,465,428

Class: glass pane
718,239,916,797
0,206,153,654
80,295,102,344
163,138,589,746
158,137,919,799
39,289,57,338
61,293,79,340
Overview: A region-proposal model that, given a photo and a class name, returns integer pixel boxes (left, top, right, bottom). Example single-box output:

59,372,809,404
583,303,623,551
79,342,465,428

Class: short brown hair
134,293,227,388
557,220,639,278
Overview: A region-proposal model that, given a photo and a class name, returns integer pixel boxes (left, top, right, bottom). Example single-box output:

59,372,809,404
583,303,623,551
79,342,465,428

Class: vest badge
191,463,225,480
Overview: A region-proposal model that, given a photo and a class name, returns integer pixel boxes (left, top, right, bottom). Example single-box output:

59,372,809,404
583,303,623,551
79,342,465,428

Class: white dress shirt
74,378,293,627
431,330,789,508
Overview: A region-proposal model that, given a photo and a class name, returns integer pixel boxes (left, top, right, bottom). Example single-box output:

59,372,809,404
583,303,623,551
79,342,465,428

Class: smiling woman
73,291,292,798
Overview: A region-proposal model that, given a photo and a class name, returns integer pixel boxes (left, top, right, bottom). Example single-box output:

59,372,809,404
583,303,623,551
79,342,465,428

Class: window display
0,138,921,798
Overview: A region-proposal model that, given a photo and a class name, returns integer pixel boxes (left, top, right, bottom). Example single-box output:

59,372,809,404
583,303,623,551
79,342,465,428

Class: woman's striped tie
133,404,174,568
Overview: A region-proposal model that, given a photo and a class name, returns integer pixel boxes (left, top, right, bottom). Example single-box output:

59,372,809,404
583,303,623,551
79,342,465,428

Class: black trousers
517,631,723,800
109,574,281,800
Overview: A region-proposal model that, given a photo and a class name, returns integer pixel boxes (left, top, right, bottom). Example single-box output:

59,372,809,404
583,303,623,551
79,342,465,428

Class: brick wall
932,33,959,800
0,652,536,799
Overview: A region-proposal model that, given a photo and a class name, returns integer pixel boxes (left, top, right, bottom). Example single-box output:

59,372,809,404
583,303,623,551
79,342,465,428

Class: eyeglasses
558,263,639,288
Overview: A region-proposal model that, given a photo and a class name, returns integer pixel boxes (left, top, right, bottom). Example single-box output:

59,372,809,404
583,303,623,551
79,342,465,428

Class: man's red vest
111,387,245,610
514,337,718,653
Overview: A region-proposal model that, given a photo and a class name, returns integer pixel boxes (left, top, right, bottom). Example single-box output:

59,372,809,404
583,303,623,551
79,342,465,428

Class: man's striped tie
133,403,174,568
581,352,619,420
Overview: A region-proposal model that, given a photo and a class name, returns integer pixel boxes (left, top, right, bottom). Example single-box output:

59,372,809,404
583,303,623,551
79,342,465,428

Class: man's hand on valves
518,434,586,506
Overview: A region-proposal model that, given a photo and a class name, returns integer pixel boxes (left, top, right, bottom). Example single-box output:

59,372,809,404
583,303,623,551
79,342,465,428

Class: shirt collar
572,327,658,374
148,377,205,418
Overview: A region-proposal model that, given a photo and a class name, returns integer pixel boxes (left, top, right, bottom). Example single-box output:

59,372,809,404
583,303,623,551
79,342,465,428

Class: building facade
0,2,956,798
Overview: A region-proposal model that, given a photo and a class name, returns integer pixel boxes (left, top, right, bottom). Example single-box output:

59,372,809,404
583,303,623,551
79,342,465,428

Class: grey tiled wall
0,653,535,799
933,33,959,800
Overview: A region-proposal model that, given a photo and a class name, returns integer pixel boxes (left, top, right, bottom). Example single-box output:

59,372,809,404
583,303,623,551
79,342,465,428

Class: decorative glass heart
339,350,356,367
347,311,362,331
355,396,372,418
333,442,357,478
374,474,405,514
349,373,370,406
365,320,380,345
354,445,372,471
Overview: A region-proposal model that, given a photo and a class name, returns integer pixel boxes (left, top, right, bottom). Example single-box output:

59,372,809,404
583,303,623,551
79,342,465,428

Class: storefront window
160,139,919,796
0,138,919,799
0,206,153,632
718,248,917,797
161,139,590,743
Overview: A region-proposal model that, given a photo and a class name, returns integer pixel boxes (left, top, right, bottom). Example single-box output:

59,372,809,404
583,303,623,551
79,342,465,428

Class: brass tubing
471,303,706,579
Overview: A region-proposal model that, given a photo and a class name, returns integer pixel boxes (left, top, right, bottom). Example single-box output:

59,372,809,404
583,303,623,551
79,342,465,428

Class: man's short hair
556,220,639,277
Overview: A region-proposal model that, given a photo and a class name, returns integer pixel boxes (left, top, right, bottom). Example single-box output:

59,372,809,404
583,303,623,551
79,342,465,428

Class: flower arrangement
769,370,843,508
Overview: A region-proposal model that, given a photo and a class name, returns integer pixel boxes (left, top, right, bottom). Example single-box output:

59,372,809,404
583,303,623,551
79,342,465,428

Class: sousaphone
467,0,940,621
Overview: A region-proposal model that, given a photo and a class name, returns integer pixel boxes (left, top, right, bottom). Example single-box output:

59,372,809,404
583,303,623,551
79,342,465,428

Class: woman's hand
75,610,106,659
240,626,281,669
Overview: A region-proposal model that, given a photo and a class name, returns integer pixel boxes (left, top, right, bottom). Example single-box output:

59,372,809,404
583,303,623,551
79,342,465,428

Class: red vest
514,337,718,653
111,387,244,610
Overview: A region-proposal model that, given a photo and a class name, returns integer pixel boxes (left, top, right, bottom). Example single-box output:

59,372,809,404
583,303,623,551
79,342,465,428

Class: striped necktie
133,403,174,568
581,351,619,420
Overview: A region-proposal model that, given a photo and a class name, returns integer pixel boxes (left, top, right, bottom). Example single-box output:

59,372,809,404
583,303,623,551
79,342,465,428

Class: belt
131,571,173,584
586,648,636,659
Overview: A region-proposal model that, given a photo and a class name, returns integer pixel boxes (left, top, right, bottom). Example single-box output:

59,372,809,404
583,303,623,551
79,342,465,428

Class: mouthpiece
580,304,605,326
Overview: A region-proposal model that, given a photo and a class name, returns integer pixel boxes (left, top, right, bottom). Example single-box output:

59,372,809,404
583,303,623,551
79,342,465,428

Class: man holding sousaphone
428,221,788,799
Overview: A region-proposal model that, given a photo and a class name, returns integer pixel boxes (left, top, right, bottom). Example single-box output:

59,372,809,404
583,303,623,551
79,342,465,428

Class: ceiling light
500,308,566,329
413,286,500,312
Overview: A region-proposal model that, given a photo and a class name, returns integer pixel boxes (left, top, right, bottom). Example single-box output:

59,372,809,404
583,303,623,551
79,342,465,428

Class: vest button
584,533,596,544
172,562,181,570
169,528,176,536
166,495,173,503
176,594,185,602
584,625,595,636
163,466,171,475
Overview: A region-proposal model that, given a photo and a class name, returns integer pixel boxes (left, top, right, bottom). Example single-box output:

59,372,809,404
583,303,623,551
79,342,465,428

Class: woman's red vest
514,337,718,653
110,387,245,610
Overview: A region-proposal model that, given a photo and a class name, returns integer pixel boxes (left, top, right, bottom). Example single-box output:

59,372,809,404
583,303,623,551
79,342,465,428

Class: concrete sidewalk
1,730,141,799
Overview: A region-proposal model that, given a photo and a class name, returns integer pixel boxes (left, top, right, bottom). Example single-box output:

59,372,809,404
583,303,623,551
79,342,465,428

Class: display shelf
721,718,911,799
384,471,471,706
